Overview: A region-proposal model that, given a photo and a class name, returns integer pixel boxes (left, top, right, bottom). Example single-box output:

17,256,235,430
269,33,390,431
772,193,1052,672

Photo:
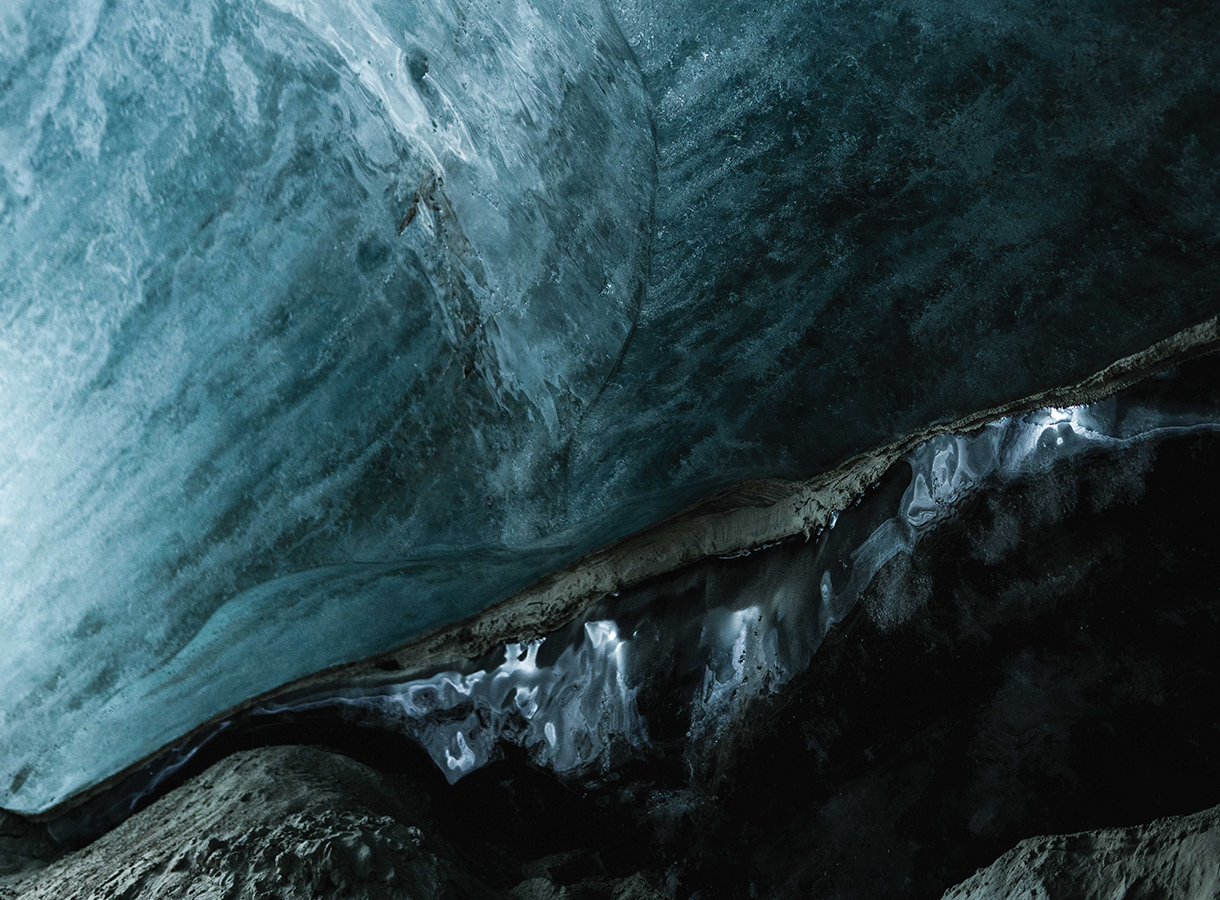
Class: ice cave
1,0,1219,896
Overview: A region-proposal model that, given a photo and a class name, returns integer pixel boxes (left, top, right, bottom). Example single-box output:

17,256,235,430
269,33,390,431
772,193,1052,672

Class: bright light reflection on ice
259,620,643,783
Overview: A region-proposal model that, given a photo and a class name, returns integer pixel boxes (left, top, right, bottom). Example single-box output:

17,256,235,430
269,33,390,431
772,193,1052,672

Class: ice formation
0,0,653,815
3,0,1220,817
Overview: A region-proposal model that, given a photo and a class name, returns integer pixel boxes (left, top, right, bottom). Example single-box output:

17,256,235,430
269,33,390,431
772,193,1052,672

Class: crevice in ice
339,316,1220,690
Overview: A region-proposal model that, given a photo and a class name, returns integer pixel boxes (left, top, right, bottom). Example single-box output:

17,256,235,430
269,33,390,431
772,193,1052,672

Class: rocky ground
943,804,1220,900
0,746,667,900
5,742,1219,899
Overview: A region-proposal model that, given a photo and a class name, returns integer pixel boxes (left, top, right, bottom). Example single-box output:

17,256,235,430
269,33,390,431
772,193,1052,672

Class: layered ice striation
355,380,1220,784
0,0,653,814
6,0,1220,818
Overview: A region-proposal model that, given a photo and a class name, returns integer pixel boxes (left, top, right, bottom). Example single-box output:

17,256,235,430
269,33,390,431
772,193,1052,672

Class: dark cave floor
2,741,1218,900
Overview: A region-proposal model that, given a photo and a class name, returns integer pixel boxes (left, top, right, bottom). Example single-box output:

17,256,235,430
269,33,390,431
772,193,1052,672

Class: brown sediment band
31,314,1220,820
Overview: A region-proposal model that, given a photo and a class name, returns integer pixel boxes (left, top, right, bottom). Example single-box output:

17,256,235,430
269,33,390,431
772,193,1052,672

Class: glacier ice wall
570,0,1220,539
0,0,653,814
5,0,1220,818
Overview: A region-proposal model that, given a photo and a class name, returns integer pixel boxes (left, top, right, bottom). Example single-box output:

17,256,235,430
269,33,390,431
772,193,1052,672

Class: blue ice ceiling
1,0,1218,814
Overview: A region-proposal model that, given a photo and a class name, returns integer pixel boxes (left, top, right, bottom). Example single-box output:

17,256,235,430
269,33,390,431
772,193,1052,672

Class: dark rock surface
0,811,55,879
942,804,1220,900
0,746,667,900
0,747,465,900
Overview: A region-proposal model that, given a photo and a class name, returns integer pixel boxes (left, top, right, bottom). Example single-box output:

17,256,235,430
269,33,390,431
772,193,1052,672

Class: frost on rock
0,0,653,814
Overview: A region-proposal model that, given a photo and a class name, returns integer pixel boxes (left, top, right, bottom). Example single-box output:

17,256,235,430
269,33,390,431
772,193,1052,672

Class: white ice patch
259,620,645,783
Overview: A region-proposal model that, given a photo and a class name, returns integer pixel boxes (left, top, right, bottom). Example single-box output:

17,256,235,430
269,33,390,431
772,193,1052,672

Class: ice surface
572,0,1220,537
4,0,1220,816
0,0,653,814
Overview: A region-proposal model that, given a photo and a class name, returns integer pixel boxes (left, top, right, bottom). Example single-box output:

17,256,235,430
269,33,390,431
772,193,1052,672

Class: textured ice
0,0,653,814
4,0,1220,816
570,0,1220,536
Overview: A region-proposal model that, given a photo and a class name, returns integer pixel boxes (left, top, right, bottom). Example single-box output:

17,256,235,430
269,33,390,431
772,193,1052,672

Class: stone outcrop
943,804,1220,900
0,746,666,900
